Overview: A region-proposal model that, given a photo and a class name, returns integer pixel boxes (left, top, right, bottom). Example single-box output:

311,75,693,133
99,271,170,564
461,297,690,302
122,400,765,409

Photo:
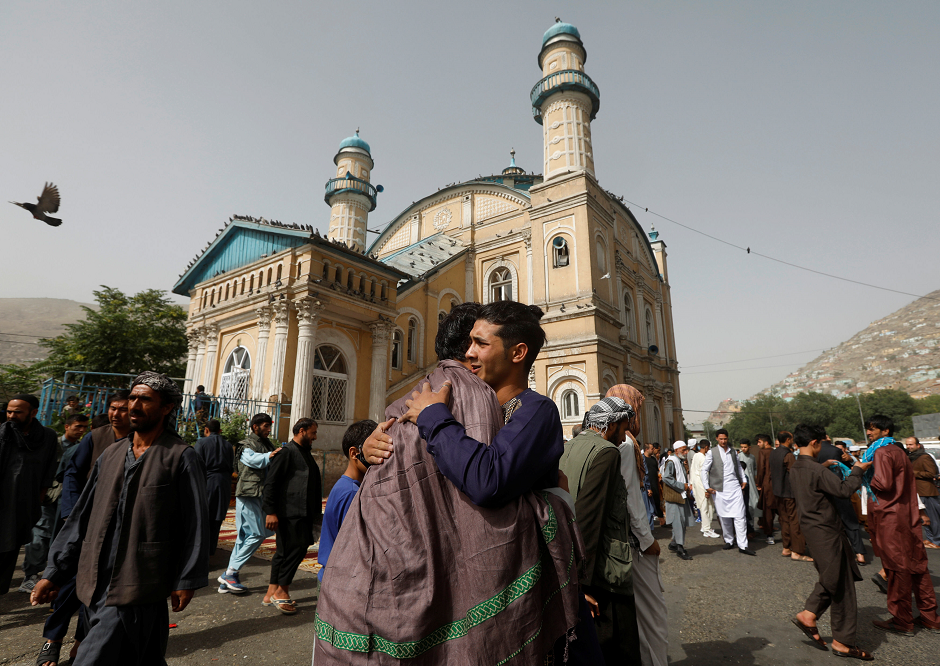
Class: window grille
391,331,402,369
311,345,348,423
561,390,580,419
218,347,251,402
489,267,513,302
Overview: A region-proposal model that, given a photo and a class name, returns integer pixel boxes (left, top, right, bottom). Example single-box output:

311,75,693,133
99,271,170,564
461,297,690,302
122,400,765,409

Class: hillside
0,298,93,365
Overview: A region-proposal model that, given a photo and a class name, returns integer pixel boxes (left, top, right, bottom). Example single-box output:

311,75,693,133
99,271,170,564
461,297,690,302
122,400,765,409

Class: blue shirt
317,474,361,582
415,388,563,507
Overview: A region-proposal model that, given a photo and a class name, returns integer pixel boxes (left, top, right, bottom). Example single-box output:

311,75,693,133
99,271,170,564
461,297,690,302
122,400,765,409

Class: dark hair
250,413,273,430
571,424,582,438
909,436,920,446
793,424,826,447
65,413,90,426
92,414,110,428
715,428,729,437
342,419,378,459
653,442,661,450
698,439,710,448
108,389,131,407
206,419,222,433
197,385,205,392
67,395,79,402
865,414,894,435
776,430,792,445
436,302,482,362
477,302,546,372
292,417,316,436
739,438,751,446
9,393,39,409
755,434,772,445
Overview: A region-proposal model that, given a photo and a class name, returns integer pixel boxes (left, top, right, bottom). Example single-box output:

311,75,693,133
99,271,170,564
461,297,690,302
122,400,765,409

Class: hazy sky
2,2,937,418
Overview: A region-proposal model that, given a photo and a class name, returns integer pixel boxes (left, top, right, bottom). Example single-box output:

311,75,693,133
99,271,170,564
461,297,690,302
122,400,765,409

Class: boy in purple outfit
317,420,375,583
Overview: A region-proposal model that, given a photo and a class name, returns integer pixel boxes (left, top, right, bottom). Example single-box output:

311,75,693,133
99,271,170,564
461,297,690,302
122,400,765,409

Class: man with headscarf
560,396,641,663
663,441,696,561
606,384,668,666
32,372,210,665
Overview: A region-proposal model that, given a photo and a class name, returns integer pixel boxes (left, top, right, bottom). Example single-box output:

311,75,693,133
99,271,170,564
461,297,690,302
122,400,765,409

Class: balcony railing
324,174,378,211
530,69,600,125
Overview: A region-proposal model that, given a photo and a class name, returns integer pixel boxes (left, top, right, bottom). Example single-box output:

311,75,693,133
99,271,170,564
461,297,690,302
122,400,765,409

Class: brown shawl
314,360,584,664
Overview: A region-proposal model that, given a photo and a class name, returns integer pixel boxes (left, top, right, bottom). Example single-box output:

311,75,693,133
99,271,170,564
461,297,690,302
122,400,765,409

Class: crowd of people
1,298,939,664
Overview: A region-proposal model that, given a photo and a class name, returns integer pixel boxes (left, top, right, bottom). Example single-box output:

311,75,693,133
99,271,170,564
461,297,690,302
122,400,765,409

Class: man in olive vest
559,396,640,664
32,372,210,665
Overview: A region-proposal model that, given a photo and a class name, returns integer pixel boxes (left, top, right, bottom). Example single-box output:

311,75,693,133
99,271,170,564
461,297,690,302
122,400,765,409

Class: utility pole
854,377,867,444
768,387,776,442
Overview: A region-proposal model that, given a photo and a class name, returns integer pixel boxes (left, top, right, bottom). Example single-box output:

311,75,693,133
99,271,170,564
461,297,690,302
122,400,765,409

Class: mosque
173,20,683,448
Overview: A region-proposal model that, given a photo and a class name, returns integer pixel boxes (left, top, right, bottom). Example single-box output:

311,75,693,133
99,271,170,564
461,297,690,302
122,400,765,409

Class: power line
622,198,940,303
682,362,807,375
0,331,46,338
680,348,825,369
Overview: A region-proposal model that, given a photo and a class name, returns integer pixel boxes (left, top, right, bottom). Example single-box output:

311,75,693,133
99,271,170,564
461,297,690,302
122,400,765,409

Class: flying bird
10,182,62,226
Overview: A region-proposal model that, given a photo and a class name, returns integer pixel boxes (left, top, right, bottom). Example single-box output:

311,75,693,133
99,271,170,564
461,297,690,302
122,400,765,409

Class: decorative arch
621,286,635,342
395,307,425,366
309,327,357,425
551,378,586,423
436,288,463,313
601,368,617,395
482,259,519,304
219,346,251,401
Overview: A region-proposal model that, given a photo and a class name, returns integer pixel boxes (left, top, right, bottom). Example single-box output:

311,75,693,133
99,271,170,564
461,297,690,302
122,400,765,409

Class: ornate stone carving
294,297,323,326
272,301,290,327
255,305,273,329
186,328,204,350
521,229,533,251
368,320,394,344
433,207,453,231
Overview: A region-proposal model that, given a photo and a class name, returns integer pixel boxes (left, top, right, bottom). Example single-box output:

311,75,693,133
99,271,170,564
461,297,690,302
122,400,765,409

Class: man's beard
130,412,163,434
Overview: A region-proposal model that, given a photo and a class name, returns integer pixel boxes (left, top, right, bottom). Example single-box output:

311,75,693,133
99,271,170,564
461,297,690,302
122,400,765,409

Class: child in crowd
317,419,376,584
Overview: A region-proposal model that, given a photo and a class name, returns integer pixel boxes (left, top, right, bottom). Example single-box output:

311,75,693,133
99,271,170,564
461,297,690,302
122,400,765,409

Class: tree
0,361,59,400
40,287,187,381
725,394,787,443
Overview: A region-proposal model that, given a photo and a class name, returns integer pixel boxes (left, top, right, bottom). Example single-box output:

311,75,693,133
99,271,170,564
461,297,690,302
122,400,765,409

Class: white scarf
668,453,687,498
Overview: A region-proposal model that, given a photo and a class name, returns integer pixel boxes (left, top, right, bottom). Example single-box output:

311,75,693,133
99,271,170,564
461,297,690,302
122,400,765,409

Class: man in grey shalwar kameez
32,372,209,665
663,441,696,561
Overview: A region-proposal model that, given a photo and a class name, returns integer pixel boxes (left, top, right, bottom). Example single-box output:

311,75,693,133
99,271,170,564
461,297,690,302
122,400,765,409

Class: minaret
531,19,600,181
324,130,380,252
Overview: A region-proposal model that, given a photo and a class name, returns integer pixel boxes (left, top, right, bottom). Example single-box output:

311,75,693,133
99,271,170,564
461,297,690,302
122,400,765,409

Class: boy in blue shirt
317,419,376,583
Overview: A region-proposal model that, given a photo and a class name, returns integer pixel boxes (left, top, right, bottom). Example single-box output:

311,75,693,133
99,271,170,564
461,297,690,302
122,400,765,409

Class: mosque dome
338,131,371,154
542,21,581,46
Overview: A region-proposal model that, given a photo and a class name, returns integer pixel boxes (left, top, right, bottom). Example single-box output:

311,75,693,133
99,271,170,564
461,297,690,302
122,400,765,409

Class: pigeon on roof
10,182,62,226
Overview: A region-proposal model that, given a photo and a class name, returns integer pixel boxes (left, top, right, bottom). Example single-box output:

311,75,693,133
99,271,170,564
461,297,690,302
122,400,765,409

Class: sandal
781,549,792,557
272,597,297,615
791,618,828,650
37,641,62,666
832,646,874,661
791,554,814,562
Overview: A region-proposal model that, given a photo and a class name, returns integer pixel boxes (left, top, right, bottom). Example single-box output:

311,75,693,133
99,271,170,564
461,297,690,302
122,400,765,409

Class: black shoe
722,543,735,550
676,546,693,561
739,548,756,556
668,542,678,552
871,574,888,594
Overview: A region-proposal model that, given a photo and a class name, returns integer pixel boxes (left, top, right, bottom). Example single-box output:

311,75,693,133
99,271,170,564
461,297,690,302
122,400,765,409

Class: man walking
863,416,940,636
218,413,281,594
194,419,234,559
770,431,812,561
701,429,755,555
663,441,695,561
818,436,867,565
789,424,874,660
32,372,210,664
738,439,760,535
261,418,321,614
690,439,719,538
560,397,641,663
905,436,940,549
755,433,777,544
1,395,58,594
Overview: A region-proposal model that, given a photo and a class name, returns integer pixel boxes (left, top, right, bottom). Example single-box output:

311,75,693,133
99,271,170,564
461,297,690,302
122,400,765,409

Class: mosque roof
542,21,581,46
338,131,371,154
380,233,465,280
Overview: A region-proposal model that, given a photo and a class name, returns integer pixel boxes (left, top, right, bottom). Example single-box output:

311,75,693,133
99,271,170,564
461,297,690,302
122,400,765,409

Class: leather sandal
791,554,814,562
832,646,874,661
791,618,828,650
272,597,297,615
37,641,62,666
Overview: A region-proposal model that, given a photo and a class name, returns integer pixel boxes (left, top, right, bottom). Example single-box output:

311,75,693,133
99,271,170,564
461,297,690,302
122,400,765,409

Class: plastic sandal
791,618,828,650
832,646,874,660
37,641,62,666
272,597,297,615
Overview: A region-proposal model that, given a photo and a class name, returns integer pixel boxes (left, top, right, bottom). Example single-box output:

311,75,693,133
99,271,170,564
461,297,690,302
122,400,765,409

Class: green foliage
0,361,61,400
40,287,187,381
724,388,927,443
220,411,250,444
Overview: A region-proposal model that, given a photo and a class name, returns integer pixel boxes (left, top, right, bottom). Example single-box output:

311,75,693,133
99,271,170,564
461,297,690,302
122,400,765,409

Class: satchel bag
662,460,685,504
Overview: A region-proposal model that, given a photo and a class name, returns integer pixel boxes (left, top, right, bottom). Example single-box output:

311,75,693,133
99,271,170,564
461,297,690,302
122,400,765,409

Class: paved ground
2,522,939,665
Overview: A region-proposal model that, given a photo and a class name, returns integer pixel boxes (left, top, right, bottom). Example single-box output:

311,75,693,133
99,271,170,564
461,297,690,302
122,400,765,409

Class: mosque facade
173,21,683,448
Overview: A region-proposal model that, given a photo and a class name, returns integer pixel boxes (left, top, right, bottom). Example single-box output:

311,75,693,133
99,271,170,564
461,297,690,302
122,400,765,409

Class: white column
465,249,476,302
267,301,291,402
290,297,323,421
192,329,207,391
202,323,220,394
524,231,534,304
251,306,273,401
368,320,394,422
183,329,200,395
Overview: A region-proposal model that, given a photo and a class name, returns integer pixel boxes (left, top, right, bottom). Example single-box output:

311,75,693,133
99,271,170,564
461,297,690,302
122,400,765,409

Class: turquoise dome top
542,21,581,46
338,131,371,154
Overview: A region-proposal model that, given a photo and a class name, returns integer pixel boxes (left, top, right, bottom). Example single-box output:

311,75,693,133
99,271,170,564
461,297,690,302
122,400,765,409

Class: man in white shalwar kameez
690,440,719,539
701,429,756,556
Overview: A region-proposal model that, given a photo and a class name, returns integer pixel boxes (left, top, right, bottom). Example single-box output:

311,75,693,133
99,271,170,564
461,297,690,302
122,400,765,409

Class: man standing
755,433,777,545
262,418,321,614
194,419,234,560
0,395,58,594
905,436,940,549
218,413,280,594
32,372,210,664
863,416,940,636
19,413,89,593
690,440,719,538
663,441,695,561
818,437,867,565
789,424,873,660
738,439,760,535
646,443,664,526
560,397,641,663
701,429,755,555
770,431,812,562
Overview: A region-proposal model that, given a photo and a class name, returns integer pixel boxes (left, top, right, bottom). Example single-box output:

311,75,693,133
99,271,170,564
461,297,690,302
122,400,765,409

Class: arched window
249,275,254,292
210,289,215,306
391,330,403,370
322,263,330,281
381,281,388,300
653,405,663,446
489,267,513,302
645,308,655,347
218,347,251,401
347,270,354,290
276,265,282,281
241,278,245,295
311,345,348,423
224,284,230,300
596,239,607,274
266,268,272,286
561,390,580,419
202,292,207,309
407,318,417,364
623,292,634,340
552,236,570,268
